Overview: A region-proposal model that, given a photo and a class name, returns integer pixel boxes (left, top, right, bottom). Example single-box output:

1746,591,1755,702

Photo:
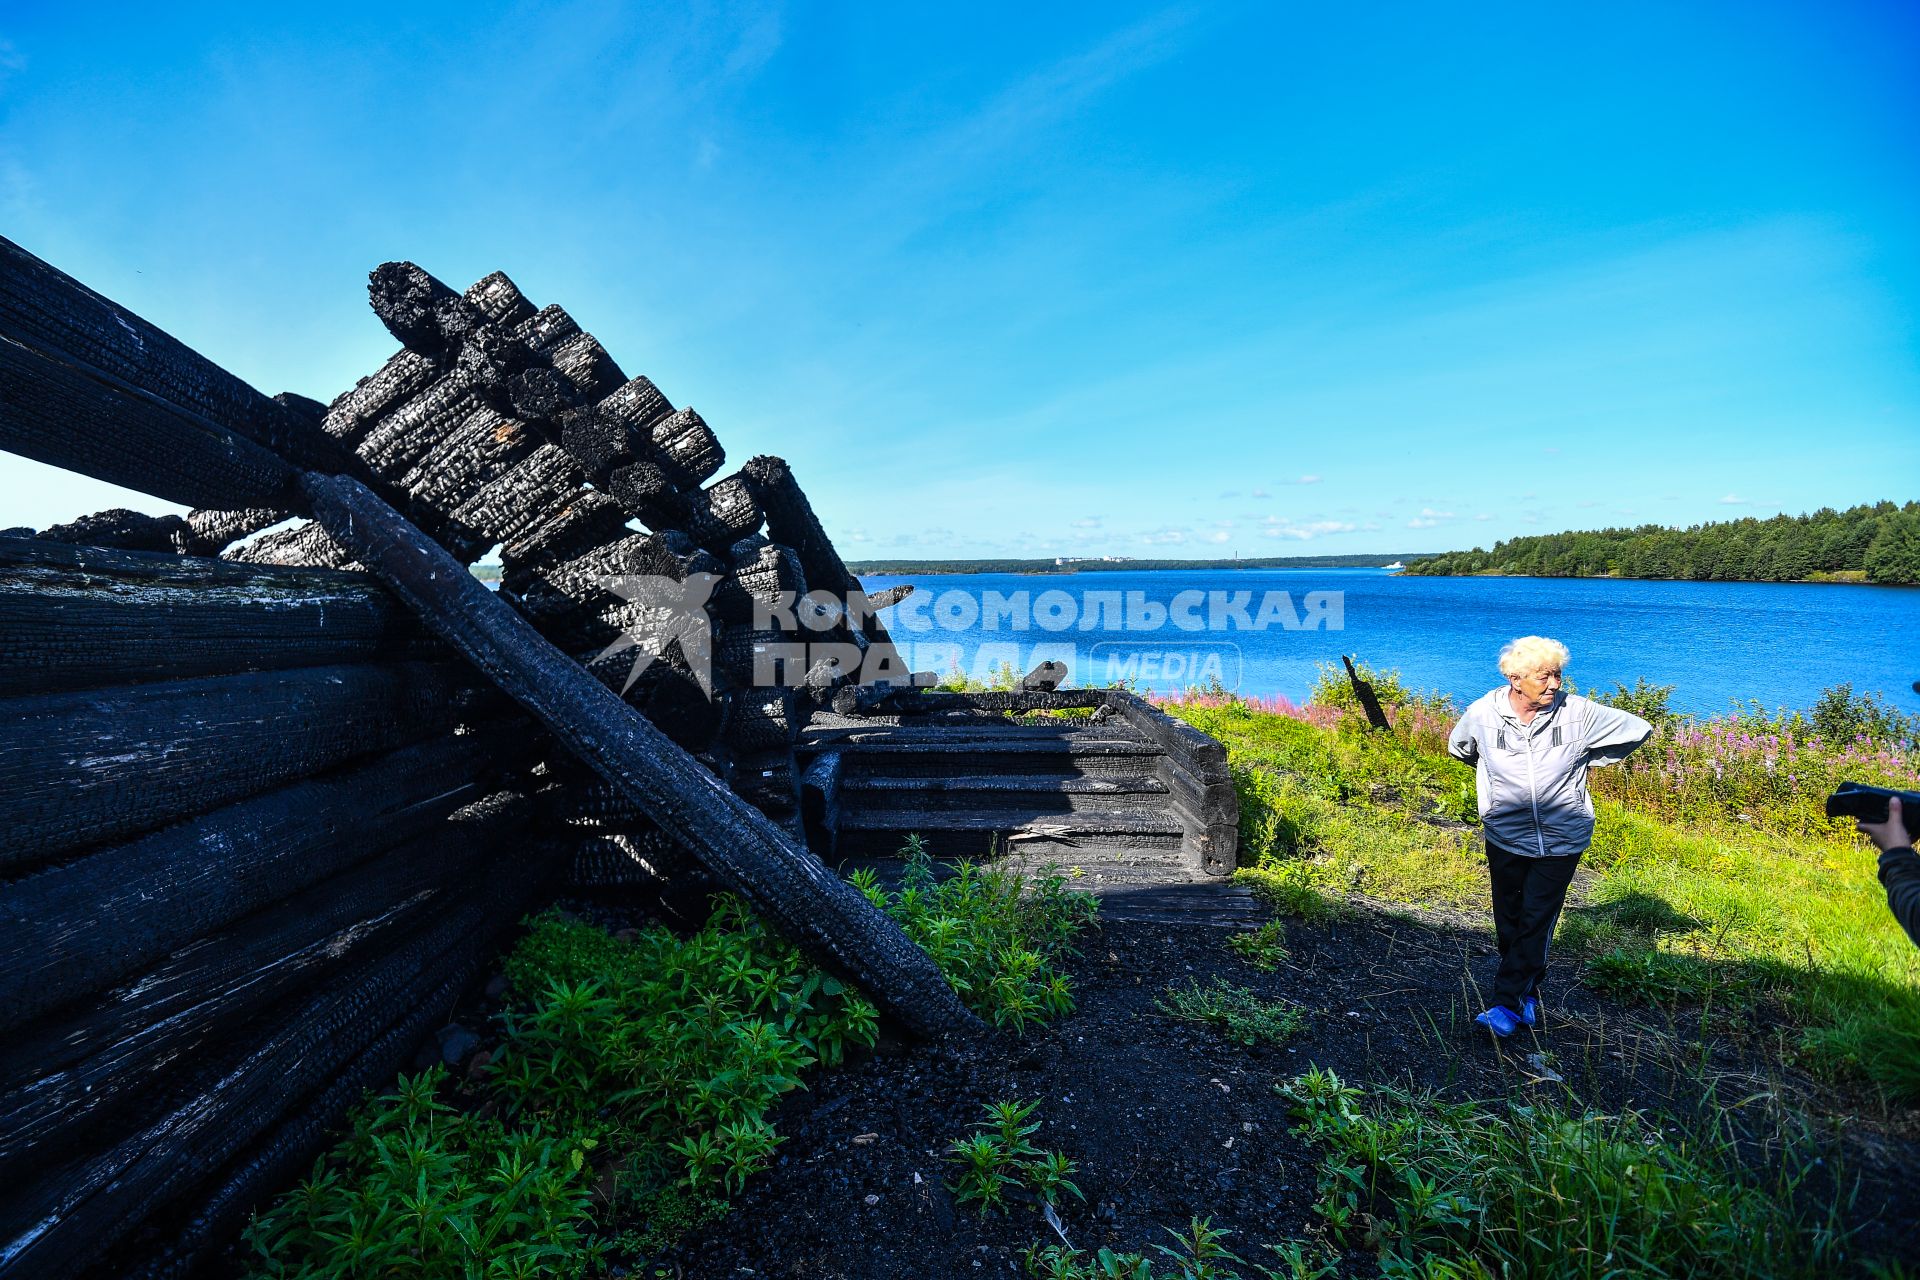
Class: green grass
1163,677,1920,1100
1279,1065,1849,1279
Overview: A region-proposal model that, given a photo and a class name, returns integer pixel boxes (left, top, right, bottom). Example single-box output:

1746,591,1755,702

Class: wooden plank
0,723,529,1030
0,538,436,695
0,660,489,873
303,471,981,1040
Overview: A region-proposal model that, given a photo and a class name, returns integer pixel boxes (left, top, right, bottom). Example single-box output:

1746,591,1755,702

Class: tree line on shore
1404,500,1920,584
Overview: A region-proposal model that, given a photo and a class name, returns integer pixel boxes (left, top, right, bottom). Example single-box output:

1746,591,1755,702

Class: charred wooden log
0,660,490,872
303,471,980,1039
112,837,553,1280
0,799,515,1180
649,406,726,491
182,507,286,556
224,519,360,569
501,489,632,566
0,723,531,1029
0,798,547,1279
35,508,191,554
0,539,436,696
0,234,345,478
463,270,537,328
1342,654,1392,731
0,325,304,512
368,261,484,358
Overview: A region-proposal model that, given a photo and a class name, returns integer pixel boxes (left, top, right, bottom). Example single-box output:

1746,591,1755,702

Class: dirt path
661,904,1920,1278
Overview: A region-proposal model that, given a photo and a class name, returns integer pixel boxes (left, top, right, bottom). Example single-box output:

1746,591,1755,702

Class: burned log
0,660,490,871
303,471,980,1039
182,507,286,556
1342,654,1391,731
36,508,191,554
0,539,435,696
0,234,345,477
368,261,482,358
223,519,360,569
0,325,304,512
0,724,530,1029
0,801,511,1179
0,802,547,1279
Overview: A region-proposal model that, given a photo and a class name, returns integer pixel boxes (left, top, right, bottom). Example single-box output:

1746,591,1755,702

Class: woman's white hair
1498,635,1570,678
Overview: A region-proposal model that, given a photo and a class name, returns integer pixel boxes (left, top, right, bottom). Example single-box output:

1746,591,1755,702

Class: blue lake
857,569,1920,717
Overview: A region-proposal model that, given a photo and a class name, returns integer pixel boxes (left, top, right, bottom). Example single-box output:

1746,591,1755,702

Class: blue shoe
1519,997,1539,1027
1474,1005,1522,1037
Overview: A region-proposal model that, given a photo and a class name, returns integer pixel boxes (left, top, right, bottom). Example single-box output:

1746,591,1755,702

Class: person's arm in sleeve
1582,699,1653,767
1862,797,1920,948
1447,705,1480,766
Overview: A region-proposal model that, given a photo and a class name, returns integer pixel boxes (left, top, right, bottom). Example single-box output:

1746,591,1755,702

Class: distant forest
845,553,1412,576
1403,501,1920,585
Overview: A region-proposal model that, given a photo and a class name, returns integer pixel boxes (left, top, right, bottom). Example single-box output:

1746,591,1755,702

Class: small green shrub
1157,977,1305,1046
947,1099,1083,1215
852,837,1098,1031
1225,921,1289,971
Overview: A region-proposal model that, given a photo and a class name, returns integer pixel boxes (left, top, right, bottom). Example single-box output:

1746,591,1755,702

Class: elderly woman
1447,636,1653,1037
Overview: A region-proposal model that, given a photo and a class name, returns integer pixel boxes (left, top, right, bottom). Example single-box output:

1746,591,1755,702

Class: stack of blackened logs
221,261,909,862
0,537,554,1278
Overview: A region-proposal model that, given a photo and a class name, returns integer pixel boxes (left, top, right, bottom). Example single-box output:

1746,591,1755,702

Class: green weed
1157,977,1305,1047
1225,921,1288,971
947,1099,1084,1215
1022,1218,1337,1279
1278,1066,1848,1279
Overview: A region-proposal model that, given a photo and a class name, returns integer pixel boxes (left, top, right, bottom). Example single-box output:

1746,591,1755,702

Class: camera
1826,782,1920,838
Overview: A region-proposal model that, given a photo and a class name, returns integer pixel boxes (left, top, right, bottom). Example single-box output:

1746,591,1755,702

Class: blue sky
3,2,1916,557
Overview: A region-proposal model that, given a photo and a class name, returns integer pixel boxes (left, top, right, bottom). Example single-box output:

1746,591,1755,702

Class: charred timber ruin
0,236,1238,1275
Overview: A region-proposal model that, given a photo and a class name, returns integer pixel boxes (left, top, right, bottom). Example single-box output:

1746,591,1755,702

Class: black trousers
1485,839,1582,1012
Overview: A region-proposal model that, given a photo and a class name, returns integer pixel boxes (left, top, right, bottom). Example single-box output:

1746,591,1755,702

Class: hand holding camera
1827,782,1920,852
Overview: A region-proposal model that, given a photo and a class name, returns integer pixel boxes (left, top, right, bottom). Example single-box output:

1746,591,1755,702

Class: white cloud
1206,530,1231,544
1071,517,1102,528
1259,518,1357,541
1473,513,1493,522
1297,474,1322,485
1719,493,1747,505
1250,488,1269,499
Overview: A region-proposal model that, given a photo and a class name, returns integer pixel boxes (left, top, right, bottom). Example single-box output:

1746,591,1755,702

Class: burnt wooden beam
0,724,529,1030
0,235,345,479
0,660,490,873
0,807,548,1279
1342,654,1391,731
0,801,515,1180
1021,660,1069,692
0,327,303,511
303,471,980,1040
0,538,437,696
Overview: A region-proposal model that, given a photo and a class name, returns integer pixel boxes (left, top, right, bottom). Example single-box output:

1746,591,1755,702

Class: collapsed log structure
0,235,1237,1274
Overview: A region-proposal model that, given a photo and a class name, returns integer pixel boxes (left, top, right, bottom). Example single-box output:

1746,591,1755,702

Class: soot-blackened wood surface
304,470,981,1040
0,538,437,695
0,329,302,512
0,798,547,1279
0,724,531,1031
0,235,344,474
0,805,509,1181
0,660,491,871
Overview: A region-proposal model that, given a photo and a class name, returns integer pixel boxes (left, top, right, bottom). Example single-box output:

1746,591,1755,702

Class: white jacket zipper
1523,718,1547,856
